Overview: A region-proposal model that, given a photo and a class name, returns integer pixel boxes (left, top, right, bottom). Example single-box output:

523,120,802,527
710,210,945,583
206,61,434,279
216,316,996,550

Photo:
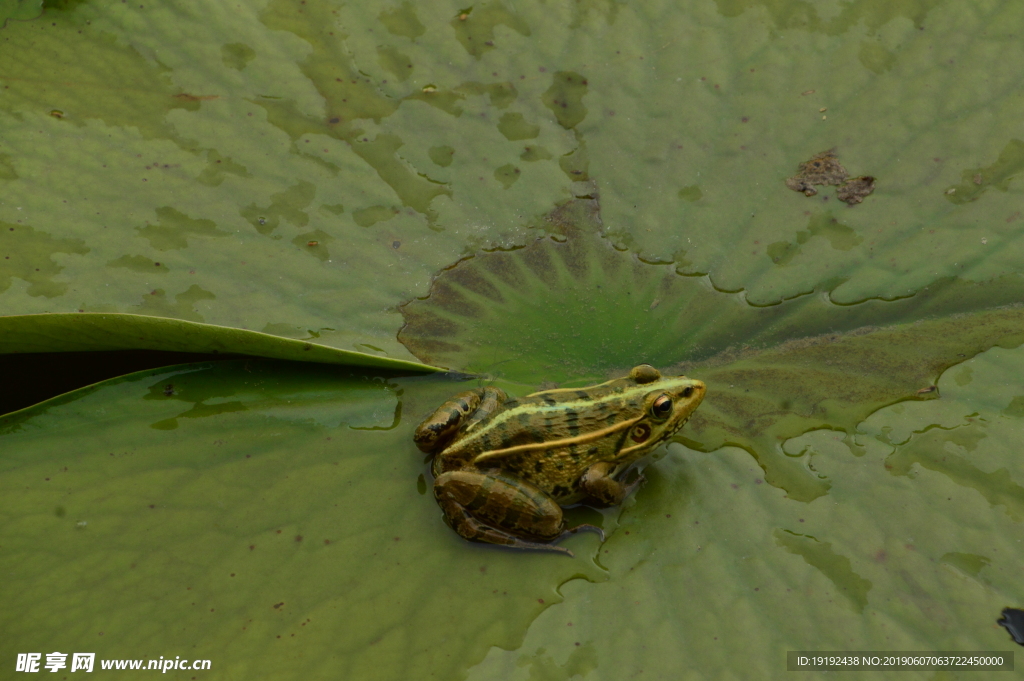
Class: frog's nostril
682,387,693,398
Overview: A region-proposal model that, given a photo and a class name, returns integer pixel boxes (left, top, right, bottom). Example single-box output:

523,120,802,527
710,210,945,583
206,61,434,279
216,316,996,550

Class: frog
414,364,706,556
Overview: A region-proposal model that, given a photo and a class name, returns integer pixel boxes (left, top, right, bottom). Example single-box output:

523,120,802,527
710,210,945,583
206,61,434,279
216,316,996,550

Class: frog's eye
651,394,673,418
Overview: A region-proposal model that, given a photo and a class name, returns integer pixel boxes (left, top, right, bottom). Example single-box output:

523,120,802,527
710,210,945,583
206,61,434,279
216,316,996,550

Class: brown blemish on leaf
836,176,876,205
786,149,876,205
785,148,848,196
944,139,1024,205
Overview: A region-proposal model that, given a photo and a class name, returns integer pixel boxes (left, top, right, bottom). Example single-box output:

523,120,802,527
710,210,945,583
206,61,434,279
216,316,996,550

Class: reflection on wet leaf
713,0,940,34
494,163,521,189
428,145,455,167
498,112,541,141
377,45,414,82
351,206,398,228
0,221,88,297
197,150,252,186
542,72,589,130
1002,396,1024,418
767,211,862,265
105,255,170,274
378,1,425,39
450,2,530,58
136,285,216,322
0,152,17,180
944,139,1024,204
0,1,44,25
222,42,257,70
774,529,872,613
885,424,1024,521
245,181,316,235
136,207,230,250
940,551,990,580
678,185,702,202
291,230,333,260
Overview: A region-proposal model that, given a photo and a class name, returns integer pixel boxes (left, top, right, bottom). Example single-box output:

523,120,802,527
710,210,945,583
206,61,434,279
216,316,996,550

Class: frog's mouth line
470,414,645,465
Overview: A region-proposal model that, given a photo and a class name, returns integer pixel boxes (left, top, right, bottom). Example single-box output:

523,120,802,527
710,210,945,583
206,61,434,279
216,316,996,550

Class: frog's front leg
414,387,507,454
580,461,644,506
434,470,599,556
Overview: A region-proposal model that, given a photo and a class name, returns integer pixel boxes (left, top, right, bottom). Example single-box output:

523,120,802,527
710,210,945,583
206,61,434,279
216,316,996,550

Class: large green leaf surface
0,362,606,679
3,0,1024,678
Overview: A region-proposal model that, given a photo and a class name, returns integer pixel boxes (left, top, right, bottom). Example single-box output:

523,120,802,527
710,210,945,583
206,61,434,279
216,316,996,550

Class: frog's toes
565,523,606,543
624,473,647,497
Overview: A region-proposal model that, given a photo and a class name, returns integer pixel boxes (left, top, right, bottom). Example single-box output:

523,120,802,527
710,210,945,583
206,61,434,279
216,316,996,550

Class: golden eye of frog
414,364,706,556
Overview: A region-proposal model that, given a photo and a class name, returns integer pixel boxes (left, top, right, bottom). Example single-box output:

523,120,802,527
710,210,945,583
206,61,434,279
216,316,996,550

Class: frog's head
616,364,706,459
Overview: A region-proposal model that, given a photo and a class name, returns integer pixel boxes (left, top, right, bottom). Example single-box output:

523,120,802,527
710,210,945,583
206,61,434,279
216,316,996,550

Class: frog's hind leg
439,500,576,556
434,470,575,555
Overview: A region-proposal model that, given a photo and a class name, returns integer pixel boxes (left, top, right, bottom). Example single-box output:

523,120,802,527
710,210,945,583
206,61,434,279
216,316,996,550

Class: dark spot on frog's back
552,484,570,497
534,460,544,473
565,412,580,436
542,395,557,406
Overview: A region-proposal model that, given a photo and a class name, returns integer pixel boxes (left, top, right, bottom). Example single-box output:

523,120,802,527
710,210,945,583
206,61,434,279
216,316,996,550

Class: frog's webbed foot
622,472,646,499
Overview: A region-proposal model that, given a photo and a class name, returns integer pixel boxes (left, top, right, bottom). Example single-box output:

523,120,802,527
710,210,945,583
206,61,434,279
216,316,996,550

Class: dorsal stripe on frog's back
469,414,644,464
443,376,699,460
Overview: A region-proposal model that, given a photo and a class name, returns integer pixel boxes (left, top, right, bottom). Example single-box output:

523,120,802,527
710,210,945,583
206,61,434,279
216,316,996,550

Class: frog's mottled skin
414,365,706,555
